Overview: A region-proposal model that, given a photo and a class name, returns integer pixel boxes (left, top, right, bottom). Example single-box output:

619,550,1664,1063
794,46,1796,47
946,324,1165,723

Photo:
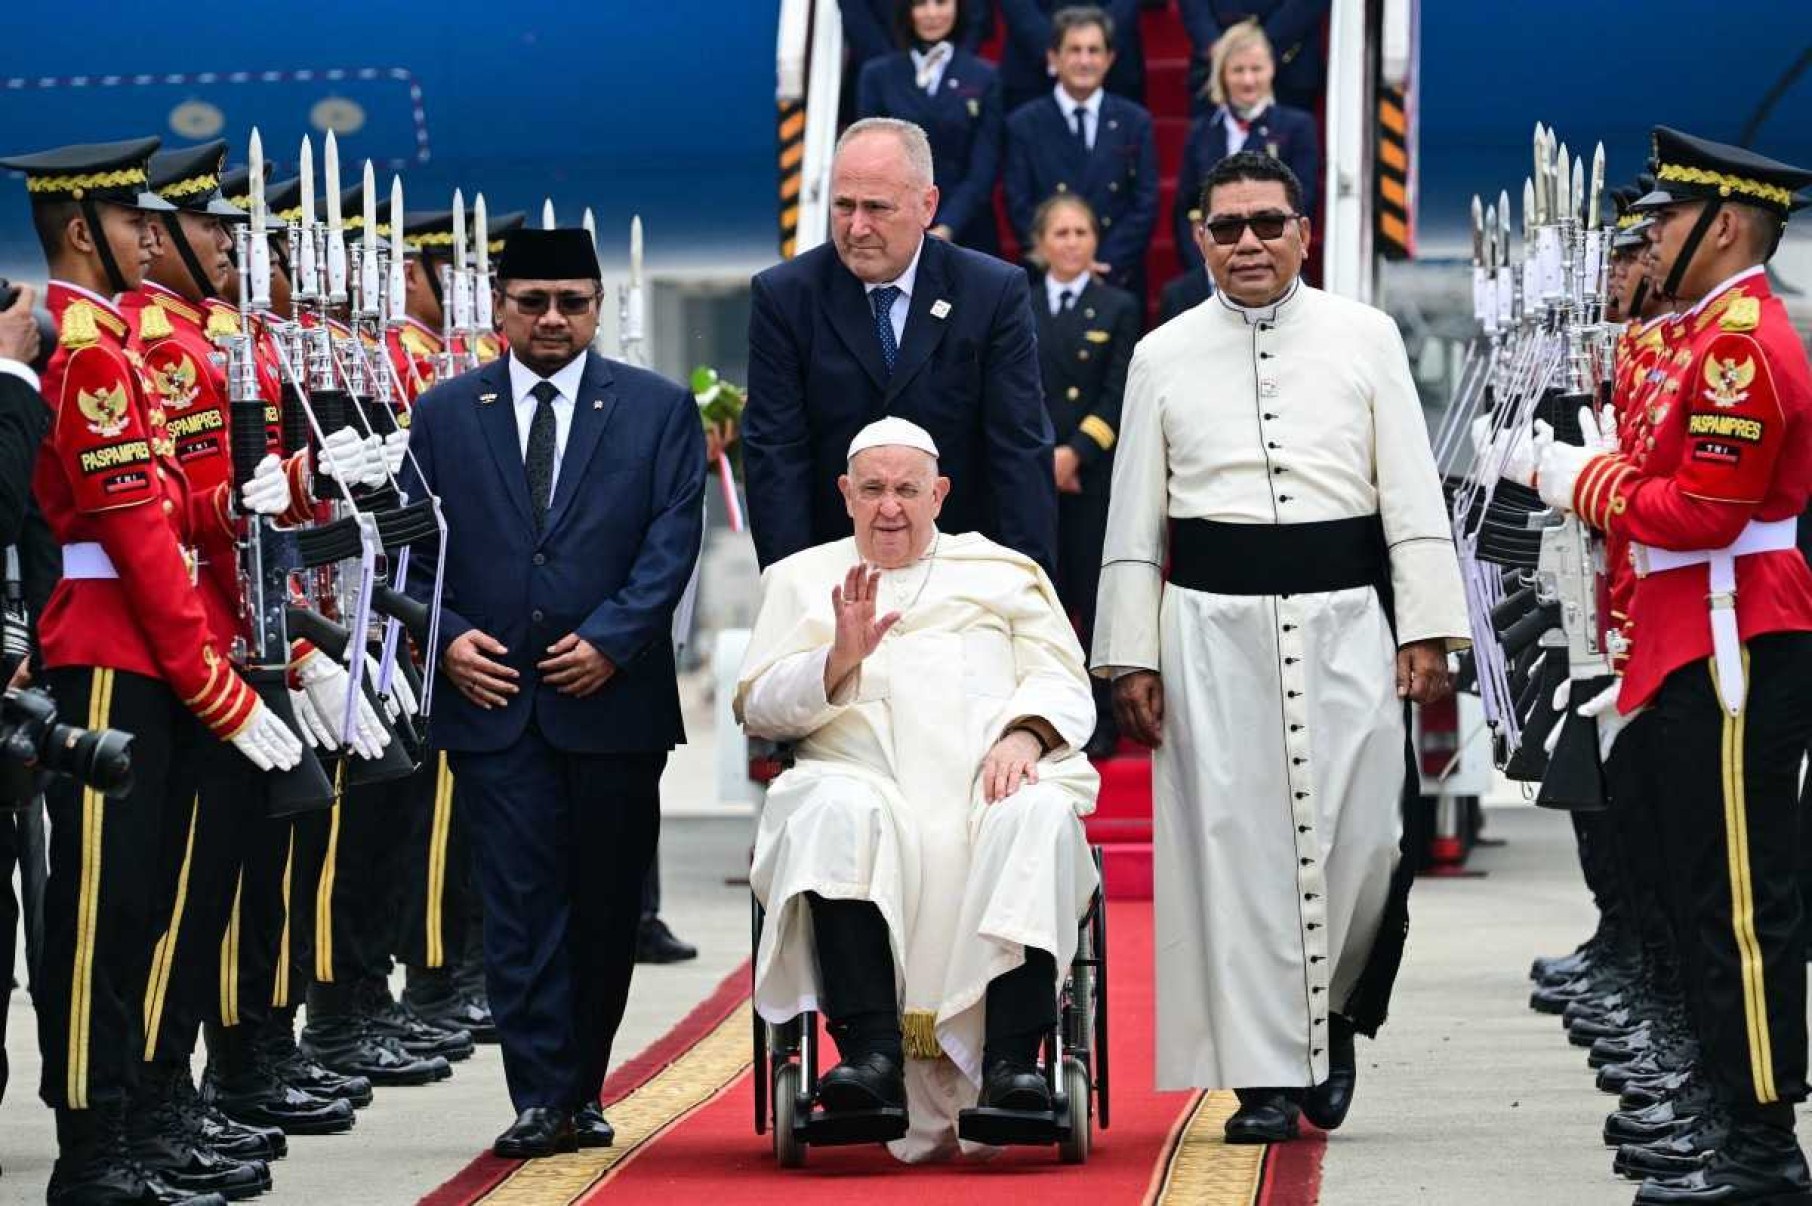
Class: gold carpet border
477,1002,754,1205
1150,1090,1268,1205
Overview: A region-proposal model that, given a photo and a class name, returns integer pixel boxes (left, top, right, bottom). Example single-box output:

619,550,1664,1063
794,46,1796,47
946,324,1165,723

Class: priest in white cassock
1092,151,1469,1144
737,417,1100,1163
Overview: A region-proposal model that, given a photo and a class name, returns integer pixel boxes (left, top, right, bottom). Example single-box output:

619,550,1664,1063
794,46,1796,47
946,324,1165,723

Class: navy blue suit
403,351,704,1115
994,0,1145,114
744,235,1056,575
1004,92,1158,295
1178,0,1330,115
838,0,989,67
857,50,1004,256
1172,102,1320,273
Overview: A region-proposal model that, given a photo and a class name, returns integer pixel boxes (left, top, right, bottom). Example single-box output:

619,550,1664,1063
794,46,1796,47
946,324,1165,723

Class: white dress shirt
1054,84,1105,151
508,350,585,496
1044,270,1088,316
862,236,924,349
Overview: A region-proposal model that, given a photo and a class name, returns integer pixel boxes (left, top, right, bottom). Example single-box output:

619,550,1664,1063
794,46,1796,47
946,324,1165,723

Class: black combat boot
402,965,497,1044
257,1007,373,1108
205,1021,357,1135
127,1061,270,1201
1634,1104,1812,1204
1605,1076,1713,1147
301,980,450,1085
1616,1106,1728,1181
353,976,474,1062
50,1098,230,1206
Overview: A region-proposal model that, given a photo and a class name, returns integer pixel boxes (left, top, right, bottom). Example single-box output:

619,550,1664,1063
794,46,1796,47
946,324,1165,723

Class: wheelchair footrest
799,1106,909,1147
957,1098,1074,1146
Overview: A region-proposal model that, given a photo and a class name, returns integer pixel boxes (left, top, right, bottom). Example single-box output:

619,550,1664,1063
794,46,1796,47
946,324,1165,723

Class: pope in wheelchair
736,418,1101,1163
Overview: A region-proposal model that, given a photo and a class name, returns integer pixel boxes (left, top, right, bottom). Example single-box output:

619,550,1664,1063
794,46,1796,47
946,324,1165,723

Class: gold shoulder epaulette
139,303,174,342
1720,296,1760,332
205,309,240,339
59,301,100,350
399,324,437,357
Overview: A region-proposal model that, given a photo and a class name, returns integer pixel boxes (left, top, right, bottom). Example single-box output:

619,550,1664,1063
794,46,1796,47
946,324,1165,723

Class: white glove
1543,680,1573,755
1469,415,1493,460
317,425,373,484
365,652,420,720
381,428,410,477
239,454,291,516
295,651,391,760
1578,404,1620,456
357,434,390,488
1491,419,1552,489
230,700,305,772
1535,439,1595,512
1577,681,1642,762
289,687,338,750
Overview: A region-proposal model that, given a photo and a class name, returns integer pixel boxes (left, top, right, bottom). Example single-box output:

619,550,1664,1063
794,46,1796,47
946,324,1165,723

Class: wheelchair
751,847,1110,1167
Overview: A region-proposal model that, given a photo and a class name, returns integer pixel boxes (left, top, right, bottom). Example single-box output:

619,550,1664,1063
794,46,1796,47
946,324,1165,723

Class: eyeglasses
1201,212,1300,245
503,289,600,316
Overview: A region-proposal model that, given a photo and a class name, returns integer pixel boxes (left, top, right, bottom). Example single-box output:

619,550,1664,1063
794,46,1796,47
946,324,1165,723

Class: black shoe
1606,1086,1711,1148
1590,1023,1657,1069
1616,1110,1728,1181
1301,1015,1357,1131
635,918,698,964
1601,1042,1699,1095
53,1101,234,1206
300,1014,451,1086
492,1108,576,1159
197,1104,286,1165
1569,1006,1641,1043
128,1063,272,1201
1224,1090,1301,1144
1624,1070,1700,1112
978,1060,1052,1113
1633,1118,1812,1203
816,1052,907,1113
403,975,499,1045
574,1103,615,1149
257,1021,374,1110
205,1064,356,1136
1531,936,1599,983
354,979,475,1061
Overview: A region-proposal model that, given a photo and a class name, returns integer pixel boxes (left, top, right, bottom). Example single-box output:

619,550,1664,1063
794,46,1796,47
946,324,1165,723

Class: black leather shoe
300,1015,451,1086
1590,1023,1657,1069
492,1108,577,1159
1568,1005,1640,1043
1225,1091,1301,1144
1633,1133,1812,1203
1600,1043,1698,1095
1623,1069,1699,1112
978,1061,1052,1113
205,1051,357,1137
404,976,500,1044
1531,939,1598,983
259,1013,373,1108
1301,1016,1357,1130
356,979,476,1061
165,1071,285,1163
816,1052,907,1113
128,1063,272,1201
1616,1110,1728,1181
574,1103,615,1148
636,918,698,964
1606,1087,1711,1148
53,1100,234,1206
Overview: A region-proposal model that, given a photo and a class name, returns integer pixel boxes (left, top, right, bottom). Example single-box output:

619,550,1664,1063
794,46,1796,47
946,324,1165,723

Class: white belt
63,541,199,587
1630,517,1799,715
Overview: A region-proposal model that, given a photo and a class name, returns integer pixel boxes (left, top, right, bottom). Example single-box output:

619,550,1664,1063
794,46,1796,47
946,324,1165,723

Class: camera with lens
0,277,56,376
0,686,135,806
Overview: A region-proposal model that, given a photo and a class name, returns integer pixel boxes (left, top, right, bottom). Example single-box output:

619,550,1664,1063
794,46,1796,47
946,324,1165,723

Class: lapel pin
592,399,604,410
479,392,498,405
930,299,952,320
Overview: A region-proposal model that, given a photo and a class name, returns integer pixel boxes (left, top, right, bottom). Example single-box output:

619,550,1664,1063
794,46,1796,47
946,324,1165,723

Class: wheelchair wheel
773,1062,807,1168
1058,1058,1091,1164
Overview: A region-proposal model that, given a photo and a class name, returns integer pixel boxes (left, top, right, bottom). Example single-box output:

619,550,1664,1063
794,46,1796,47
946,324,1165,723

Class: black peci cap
496,228,600,281
0,136,175,211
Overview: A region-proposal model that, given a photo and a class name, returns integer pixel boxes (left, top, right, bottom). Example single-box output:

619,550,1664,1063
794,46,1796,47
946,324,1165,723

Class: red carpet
424,902,1324,1205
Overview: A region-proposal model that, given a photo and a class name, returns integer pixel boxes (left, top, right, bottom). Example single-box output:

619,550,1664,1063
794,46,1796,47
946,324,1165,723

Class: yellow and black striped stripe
777,101,806,259
218,871,244,1027
67,668,115,1107
424,754,455,969
142,796,198,1061
273,827,296,1010
1715,651,1777,1102
1376,85,1412,260
315,801,342,983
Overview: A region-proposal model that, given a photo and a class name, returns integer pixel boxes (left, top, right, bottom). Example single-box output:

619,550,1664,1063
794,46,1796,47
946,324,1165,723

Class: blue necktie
870,285,901,374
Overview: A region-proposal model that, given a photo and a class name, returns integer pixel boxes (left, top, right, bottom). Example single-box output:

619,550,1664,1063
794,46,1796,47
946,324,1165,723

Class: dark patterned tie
870,285,901,374
1072,106,1088,148
526,379,559,533
1060,289,1075,313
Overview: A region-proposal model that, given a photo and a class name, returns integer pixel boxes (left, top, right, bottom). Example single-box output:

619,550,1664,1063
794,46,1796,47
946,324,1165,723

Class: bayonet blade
452,189,467,272
362,161,378,256
1588,141,1606,228
299,136,316,231
474,193,489,275
324,132,341,229
1470,194,1484,267
630,215,643,287
542,198,555,229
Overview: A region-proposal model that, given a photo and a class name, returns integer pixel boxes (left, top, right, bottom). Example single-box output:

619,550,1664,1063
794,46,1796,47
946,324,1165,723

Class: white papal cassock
736,531,1100,1162
1092,281,1469,1091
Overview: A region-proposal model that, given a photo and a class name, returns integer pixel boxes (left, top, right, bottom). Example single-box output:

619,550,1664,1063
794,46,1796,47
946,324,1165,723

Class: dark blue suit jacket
744,236,1056,575
1172,102,1321,272
403,352,705,756
994,0,1145,110
857,50,1004,256
839,0,989,66
1178,0,1330,114
1004,92,1158,290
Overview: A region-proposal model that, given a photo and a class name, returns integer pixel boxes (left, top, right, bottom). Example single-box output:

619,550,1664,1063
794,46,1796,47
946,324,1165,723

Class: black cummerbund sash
1169,515,1387,596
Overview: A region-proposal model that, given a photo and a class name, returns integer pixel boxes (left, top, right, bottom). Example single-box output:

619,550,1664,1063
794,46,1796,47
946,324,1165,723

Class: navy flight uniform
1034,273,1136,751
1005,90,1158,300
857,47,1005,257
995,0,1147,114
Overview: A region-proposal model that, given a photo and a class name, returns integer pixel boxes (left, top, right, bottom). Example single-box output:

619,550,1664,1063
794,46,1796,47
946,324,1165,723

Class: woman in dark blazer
1172,17,1320,273
856,0,1004,256
1025,193,1138,757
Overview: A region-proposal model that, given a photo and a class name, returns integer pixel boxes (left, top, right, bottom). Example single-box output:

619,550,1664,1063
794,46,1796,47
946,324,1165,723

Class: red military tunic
386,316,441,405
1601,314,1680,670
1571,268,1812,709
35,282,259,739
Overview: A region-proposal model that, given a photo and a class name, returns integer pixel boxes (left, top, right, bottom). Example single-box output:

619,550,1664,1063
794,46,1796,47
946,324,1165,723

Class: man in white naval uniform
737,418,1100,1163
1092,151,1469,1143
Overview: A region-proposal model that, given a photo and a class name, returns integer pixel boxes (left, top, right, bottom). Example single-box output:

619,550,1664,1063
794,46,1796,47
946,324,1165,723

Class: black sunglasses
1201,211,1300,246
503,289,600,316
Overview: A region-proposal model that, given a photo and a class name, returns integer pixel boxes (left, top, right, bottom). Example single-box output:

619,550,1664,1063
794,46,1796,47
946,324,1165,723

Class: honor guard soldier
396,209,454,388
0,136,307,1206
1025,193,1138,756
475,211,525,364
1536,127,1812,1206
